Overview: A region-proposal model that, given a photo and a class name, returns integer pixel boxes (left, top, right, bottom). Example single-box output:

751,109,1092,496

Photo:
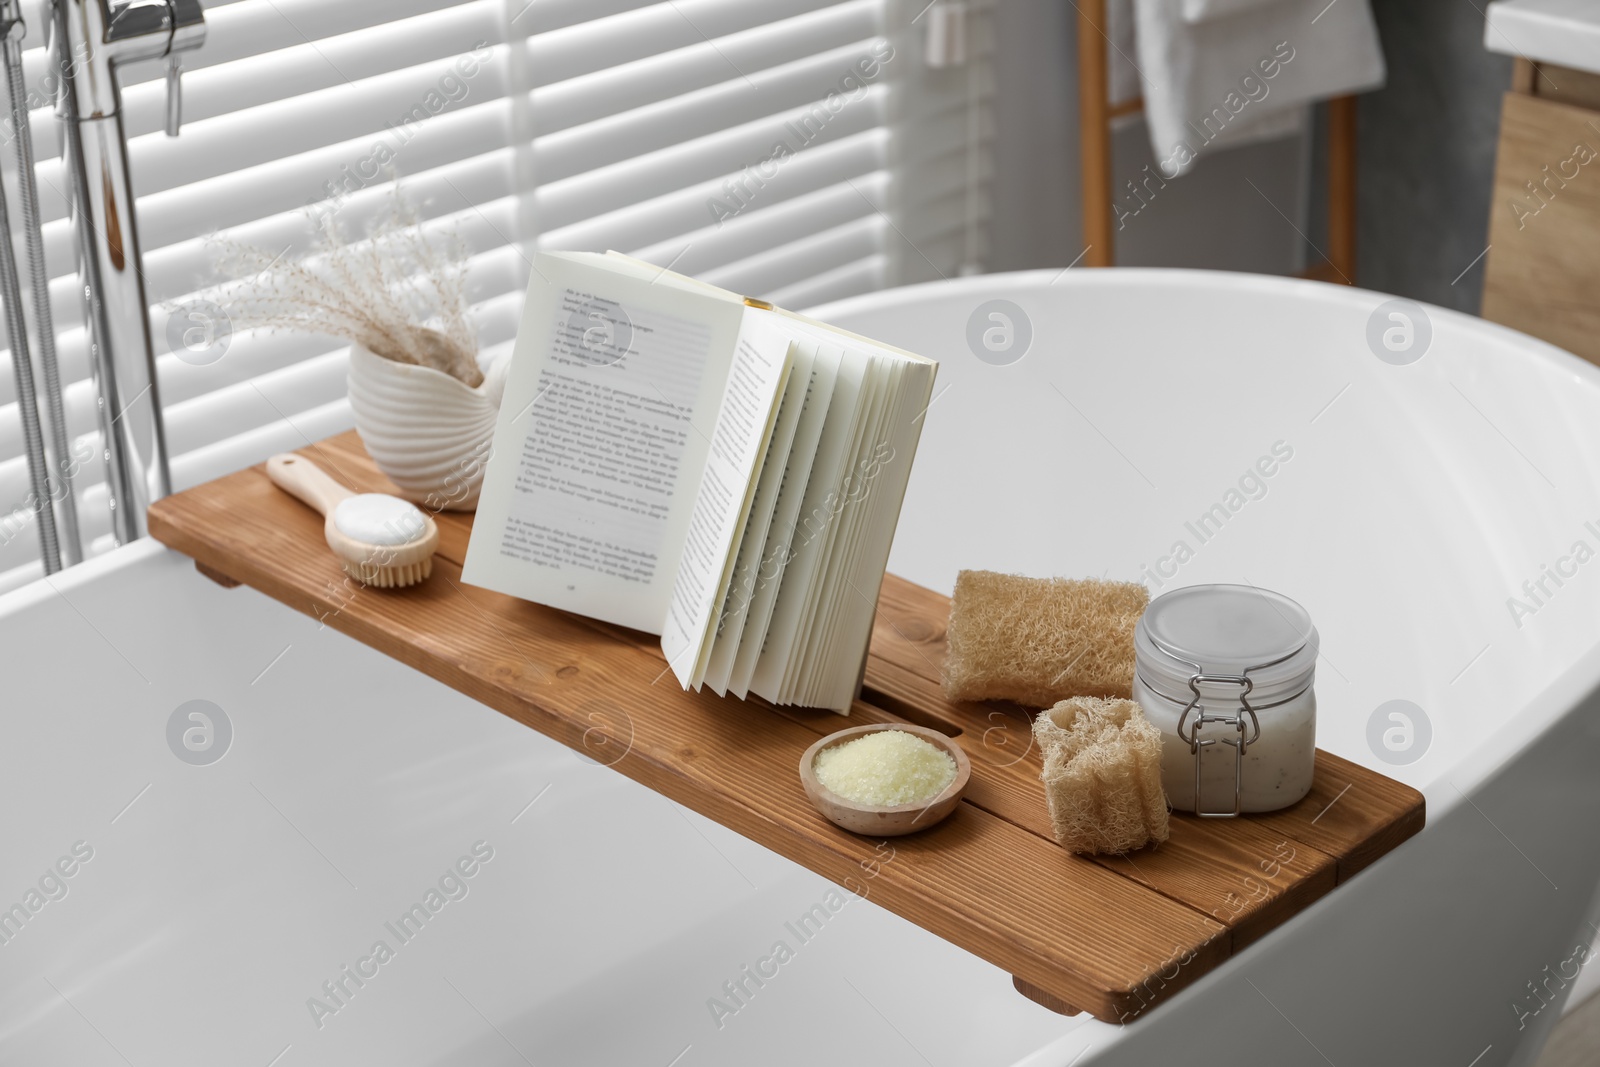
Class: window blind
0,0,992,594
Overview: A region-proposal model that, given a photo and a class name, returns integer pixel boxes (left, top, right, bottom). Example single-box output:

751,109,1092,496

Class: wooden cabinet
1481,63,1600,365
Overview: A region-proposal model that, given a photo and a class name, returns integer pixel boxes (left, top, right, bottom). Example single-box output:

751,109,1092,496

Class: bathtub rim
804,266,1600,397
6,267,1594,828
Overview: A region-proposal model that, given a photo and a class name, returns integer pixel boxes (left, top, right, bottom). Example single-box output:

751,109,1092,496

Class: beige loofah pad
1033,697,1170,855
941,571,1148,706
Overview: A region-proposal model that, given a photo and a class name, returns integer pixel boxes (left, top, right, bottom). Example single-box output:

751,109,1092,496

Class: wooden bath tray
148,431,1424,1023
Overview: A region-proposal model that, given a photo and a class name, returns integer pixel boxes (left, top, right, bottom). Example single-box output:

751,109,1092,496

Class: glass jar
1133,584,1318,816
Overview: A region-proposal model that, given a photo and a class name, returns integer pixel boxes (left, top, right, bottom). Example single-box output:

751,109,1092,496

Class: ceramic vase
346,342,507,511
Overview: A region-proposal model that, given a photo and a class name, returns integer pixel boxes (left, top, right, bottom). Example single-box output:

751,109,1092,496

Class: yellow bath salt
814,730,957,807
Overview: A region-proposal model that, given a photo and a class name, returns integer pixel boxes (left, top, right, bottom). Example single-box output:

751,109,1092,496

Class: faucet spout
50,0,206,545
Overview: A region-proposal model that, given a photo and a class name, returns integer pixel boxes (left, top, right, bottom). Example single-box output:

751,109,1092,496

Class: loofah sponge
942,571,1148,707
1033,697,1170,855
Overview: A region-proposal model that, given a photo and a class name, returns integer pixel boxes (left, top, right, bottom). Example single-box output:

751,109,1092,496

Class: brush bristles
342,557,433,588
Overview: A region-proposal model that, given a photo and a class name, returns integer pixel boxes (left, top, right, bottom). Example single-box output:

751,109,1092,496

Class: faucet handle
165,53,182,135
164,0,205,136
0,0,23,43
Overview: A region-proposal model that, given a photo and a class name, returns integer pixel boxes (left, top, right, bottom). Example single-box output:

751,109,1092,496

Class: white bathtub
3,270,1598,1065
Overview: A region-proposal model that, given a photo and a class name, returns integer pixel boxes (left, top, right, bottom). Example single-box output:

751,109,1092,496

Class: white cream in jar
1133,584,1318,815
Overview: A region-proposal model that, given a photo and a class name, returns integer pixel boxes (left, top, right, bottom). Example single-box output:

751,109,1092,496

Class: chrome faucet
49,0,204,544
0,0,79,571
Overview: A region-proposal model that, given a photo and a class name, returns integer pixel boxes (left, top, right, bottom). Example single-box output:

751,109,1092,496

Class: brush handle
266,453,355,518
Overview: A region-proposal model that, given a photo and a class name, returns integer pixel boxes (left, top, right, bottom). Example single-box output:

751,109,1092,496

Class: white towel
1115,0,1385,177
1180,0,1281,22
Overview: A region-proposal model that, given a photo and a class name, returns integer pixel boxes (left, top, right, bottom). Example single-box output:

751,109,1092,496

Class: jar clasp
1176,672,1262,819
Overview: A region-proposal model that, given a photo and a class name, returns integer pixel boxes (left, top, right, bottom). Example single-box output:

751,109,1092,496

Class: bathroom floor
1536,995,1600,1067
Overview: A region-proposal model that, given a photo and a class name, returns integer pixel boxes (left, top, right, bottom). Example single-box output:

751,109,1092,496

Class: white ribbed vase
346,343,508,512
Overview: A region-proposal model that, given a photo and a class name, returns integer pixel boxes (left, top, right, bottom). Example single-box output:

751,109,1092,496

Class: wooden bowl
799,723,971,836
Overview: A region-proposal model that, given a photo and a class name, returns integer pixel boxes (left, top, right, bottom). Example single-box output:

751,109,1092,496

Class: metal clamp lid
1144,634,1310,818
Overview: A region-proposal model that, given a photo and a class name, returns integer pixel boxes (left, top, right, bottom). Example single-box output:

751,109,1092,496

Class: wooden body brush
265,453,439,588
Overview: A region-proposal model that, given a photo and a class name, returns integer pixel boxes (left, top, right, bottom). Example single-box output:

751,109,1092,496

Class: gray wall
1357,0,1511,313
986,0,1080,273
987,0,1511,314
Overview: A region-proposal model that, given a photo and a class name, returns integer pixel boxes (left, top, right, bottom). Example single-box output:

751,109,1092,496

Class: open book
462,251,938,713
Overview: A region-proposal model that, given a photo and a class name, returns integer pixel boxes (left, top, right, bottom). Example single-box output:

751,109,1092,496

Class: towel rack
1075,0,1357,283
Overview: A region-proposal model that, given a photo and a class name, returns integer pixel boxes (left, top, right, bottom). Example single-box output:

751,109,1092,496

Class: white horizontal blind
0,0,992,594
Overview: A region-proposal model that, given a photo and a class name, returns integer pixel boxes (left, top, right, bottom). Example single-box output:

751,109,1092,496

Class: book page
779,356,887,700
816,357,936,711
729,345,842,698
759,322,937,710
703,338,818,695
793,355,897,705
463,253,747,633
748,346,869,699
661,310,794,684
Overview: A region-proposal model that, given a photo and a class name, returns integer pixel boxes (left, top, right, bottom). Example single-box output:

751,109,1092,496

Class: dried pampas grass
211,187,481,386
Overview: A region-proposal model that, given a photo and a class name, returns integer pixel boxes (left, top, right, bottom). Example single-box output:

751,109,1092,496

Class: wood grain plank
194,560,241,588
147,433,1423,1021
1527,61,1600,111
1481,92,1600,366
1513,58,1537,96
1249,751,1427,882
148,459,1228,1021
1326,95,1357,285
1076,0,1114,269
